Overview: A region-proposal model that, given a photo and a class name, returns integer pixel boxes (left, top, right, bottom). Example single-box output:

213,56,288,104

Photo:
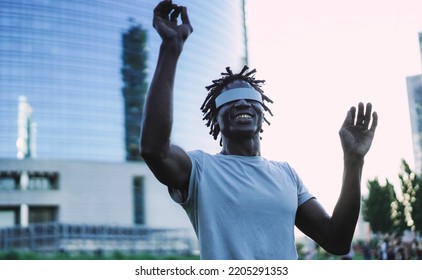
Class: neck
220,135,261,156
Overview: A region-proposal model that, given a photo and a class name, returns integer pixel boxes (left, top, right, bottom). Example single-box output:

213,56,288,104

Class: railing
0,223,195,256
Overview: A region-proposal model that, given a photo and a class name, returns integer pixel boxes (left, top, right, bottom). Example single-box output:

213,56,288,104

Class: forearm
328,154,364,251
140,40,181,156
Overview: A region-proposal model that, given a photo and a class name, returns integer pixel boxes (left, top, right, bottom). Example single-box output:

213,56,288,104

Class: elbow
140,149,165,168
139,128,170,162
140,151,160,163
321,240,353,256
139,136,154,161
139,145,159,162
326,246,352,256
139,141,168,163
139,149,150,161
139,138,148,160
139,134,160,161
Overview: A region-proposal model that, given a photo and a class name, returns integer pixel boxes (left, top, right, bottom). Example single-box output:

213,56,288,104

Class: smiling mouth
235,113,253,120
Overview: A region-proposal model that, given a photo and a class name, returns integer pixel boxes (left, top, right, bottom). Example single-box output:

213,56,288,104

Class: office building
0,0,247,161
0,0,247,234
407,32,422,172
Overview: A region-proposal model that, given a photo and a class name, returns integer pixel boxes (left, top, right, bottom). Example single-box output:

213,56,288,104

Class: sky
246,0,422,213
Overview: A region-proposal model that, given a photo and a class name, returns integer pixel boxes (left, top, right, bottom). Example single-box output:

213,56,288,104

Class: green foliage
364,159,422,236
391,194,408,234
296,243,305,259
362,178,395,234
412,182,422,232
399,159,422,232
0,250,199,260
398,160,415,229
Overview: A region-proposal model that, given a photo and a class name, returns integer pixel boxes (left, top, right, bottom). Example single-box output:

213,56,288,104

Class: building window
28,206,58,224
0,172,19,190
0,171,59,190
133,176,145,225
0,207,20,228
26,172,59,190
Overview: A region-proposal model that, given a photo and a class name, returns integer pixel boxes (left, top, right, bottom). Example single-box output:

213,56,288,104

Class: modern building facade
0,0,247,162
407,32,422,173
0,159,196,254
0,0,248,233
0,159,188,229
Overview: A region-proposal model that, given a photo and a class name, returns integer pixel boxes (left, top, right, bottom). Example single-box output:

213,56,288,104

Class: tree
121,19,148,161
362,178,396,234
391,183,407,234
399,159,422,233
412,181,422,233
363,159,422,237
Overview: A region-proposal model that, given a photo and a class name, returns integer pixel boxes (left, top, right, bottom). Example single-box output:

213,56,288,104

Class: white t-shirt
169,150,314,260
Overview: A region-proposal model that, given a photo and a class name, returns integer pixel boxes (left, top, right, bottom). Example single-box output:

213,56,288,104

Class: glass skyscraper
406,32,422,173
0,0,247,162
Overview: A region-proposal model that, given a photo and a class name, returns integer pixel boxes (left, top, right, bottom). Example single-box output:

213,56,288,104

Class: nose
233,99,251,108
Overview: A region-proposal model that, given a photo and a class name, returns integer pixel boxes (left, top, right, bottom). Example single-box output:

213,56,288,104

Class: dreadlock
200,65,273,144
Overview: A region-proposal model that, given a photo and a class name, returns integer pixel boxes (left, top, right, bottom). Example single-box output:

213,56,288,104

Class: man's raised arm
140,1,193,190
296,102,378,255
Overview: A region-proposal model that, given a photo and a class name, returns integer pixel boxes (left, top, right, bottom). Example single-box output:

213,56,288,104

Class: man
140,0,378,260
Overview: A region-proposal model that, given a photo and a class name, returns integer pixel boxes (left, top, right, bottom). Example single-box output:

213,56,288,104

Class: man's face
216,97,264,139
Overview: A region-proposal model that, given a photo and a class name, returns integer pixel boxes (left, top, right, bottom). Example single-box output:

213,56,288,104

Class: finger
356,102,365,125
154,1,177,20
153,1,169,17
153,1,169,29
153,2,177,29
342,106,355,127
180,6,193,32
349,106,356,125
362,102,372,129
170,6,182,23
369,111,378,133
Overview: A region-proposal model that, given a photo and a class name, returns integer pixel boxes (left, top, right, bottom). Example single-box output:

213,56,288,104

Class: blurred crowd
360,234,422,260
300,232,422,260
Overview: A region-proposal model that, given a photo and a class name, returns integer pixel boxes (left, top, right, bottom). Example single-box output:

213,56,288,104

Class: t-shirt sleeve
286,163,314,206
167,150,202,209
167,150,203,233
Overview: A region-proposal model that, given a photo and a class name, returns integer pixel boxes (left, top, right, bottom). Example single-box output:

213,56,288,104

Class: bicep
142,144,192,192
295,198,331,245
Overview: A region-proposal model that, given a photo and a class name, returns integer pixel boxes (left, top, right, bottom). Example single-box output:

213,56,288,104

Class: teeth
236,114,252,119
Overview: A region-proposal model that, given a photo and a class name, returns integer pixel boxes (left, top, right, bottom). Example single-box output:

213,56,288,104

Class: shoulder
187,150,211,161
267,159,297,175
187,150,218,167
266,159,306,188
187,149,207,157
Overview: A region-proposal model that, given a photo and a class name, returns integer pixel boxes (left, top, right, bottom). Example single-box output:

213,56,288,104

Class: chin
225,128,261,139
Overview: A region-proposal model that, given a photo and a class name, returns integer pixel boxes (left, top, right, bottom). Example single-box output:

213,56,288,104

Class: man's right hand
153,0,193,53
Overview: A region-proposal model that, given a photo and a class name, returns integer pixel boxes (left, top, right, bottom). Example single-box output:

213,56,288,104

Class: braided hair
200,66,273,144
